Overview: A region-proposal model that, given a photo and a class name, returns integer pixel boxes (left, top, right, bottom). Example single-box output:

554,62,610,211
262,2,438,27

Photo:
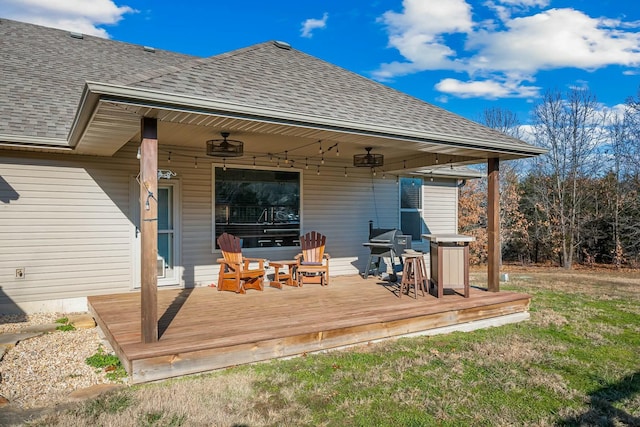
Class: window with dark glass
215,167,300,248
400,177,423,240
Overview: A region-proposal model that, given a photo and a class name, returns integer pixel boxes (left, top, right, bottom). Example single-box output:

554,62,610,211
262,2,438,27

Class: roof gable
126,41,527,148
0,18,542,158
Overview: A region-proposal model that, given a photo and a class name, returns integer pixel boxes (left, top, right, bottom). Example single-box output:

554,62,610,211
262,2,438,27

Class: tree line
459,87,640,269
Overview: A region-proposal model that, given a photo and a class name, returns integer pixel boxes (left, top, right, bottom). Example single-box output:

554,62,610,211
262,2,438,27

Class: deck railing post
487,158,500,292
140,117,159,343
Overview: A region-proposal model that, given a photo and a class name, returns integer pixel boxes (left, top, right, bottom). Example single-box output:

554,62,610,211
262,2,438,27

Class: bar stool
400,253,426,298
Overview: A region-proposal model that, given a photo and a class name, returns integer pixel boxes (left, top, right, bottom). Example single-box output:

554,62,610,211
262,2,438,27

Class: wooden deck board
89,275,530,383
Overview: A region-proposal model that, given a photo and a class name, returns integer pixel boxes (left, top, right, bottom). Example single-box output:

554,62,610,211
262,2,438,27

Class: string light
136,146,141,160
318,140,323,154
321,153,325,164
435,154,439,164
316,165,320,175
336,145,340,156
305,158,309,169
396,175,399,185
168,151,171,164
372,167,376,177
253,156,256,169
277,157,280,168
344,167,348,177
284,151,289,164
194,157,198,169
403,160,406,169
382,171,386,179
223,158,227,171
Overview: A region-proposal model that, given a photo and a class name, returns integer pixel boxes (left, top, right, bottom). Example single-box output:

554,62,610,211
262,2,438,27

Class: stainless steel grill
362,228,410,281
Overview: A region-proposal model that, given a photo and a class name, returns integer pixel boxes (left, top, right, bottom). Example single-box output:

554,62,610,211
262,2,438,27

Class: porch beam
487,158,500,292
140,117,158,343
383,154,480,173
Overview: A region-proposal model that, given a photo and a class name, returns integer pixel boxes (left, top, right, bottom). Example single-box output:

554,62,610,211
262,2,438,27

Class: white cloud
376,0,472,75
301,12,328,38
0,0,135,38
375,1,640,100
435,77,540,99
468,9,640,73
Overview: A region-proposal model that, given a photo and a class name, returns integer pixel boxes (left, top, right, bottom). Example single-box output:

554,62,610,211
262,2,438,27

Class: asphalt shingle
1,18,528,149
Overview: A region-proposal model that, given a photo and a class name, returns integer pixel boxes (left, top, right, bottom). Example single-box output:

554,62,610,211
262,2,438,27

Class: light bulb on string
318,140,322,154
136,146,141,160
305,158,309,169
253,156,256,169
344,167,348,177
284,151,289,164
194,157,198,169
316,165,320,175
223,158,227,171
167,151,171,164
336,145,340,156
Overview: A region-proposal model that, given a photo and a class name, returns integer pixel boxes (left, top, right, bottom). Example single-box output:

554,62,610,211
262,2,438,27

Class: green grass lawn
33,268,640,426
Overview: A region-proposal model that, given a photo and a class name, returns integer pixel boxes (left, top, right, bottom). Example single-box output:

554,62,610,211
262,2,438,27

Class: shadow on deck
88,275,530,383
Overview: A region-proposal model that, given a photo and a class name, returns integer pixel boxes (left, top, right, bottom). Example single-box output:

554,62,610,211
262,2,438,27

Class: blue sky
2,0,639,124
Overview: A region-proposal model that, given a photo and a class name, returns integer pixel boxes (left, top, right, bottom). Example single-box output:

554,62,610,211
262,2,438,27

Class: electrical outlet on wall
15,268,25,279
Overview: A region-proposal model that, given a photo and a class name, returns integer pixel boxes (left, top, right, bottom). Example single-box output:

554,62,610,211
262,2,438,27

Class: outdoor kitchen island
422,234,475,298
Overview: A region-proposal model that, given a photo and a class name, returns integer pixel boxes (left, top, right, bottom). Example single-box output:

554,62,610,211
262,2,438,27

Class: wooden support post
487,158,500,292
140,117,158,343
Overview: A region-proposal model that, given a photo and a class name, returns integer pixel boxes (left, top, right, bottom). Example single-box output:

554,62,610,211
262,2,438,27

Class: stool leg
411,260,418,298
416,257,426,297
399,260,410,298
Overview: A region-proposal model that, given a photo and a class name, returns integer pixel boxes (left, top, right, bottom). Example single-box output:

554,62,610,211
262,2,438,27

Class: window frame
399,176,424,242
211,163,303,253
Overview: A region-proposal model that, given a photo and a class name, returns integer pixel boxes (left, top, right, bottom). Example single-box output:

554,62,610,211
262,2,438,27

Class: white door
131,178,181,288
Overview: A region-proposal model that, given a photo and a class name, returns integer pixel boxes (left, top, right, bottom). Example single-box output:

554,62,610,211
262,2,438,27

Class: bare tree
530,89,607,269
476,107,529,263
480,107,524,140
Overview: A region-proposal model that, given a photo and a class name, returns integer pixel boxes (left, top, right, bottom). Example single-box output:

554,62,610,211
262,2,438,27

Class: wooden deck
88,275,531,383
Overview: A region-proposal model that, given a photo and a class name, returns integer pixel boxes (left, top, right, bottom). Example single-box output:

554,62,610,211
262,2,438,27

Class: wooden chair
295,231,330,286
215,232,266,293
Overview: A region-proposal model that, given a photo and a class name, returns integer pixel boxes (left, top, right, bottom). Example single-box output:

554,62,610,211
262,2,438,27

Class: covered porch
89,275,530,384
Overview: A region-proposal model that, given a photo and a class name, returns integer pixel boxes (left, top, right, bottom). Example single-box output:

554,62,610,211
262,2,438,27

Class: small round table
268,260,298,288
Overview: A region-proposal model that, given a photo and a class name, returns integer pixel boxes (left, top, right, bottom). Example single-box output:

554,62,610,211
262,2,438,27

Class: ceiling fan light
353,146,384,168
206,132,244,157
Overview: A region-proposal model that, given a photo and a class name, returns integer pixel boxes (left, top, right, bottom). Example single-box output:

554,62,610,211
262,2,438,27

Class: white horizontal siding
424,179,458,232
0,148,138,310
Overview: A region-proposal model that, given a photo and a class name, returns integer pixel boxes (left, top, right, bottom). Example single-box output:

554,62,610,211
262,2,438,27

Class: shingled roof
0,18,195,142
0,18,542,157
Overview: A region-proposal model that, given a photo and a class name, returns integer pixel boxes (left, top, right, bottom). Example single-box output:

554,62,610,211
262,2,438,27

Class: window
214,166,300,248
400,177,423,240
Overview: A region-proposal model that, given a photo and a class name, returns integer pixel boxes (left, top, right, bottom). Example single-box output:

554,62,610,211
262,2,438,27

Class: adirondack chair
295,231,330,286
216,232,266,293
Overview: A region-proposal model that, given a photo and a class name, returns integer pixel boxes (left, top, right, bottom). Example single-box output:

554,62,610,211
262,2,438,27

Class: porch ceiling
69,83,536,171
